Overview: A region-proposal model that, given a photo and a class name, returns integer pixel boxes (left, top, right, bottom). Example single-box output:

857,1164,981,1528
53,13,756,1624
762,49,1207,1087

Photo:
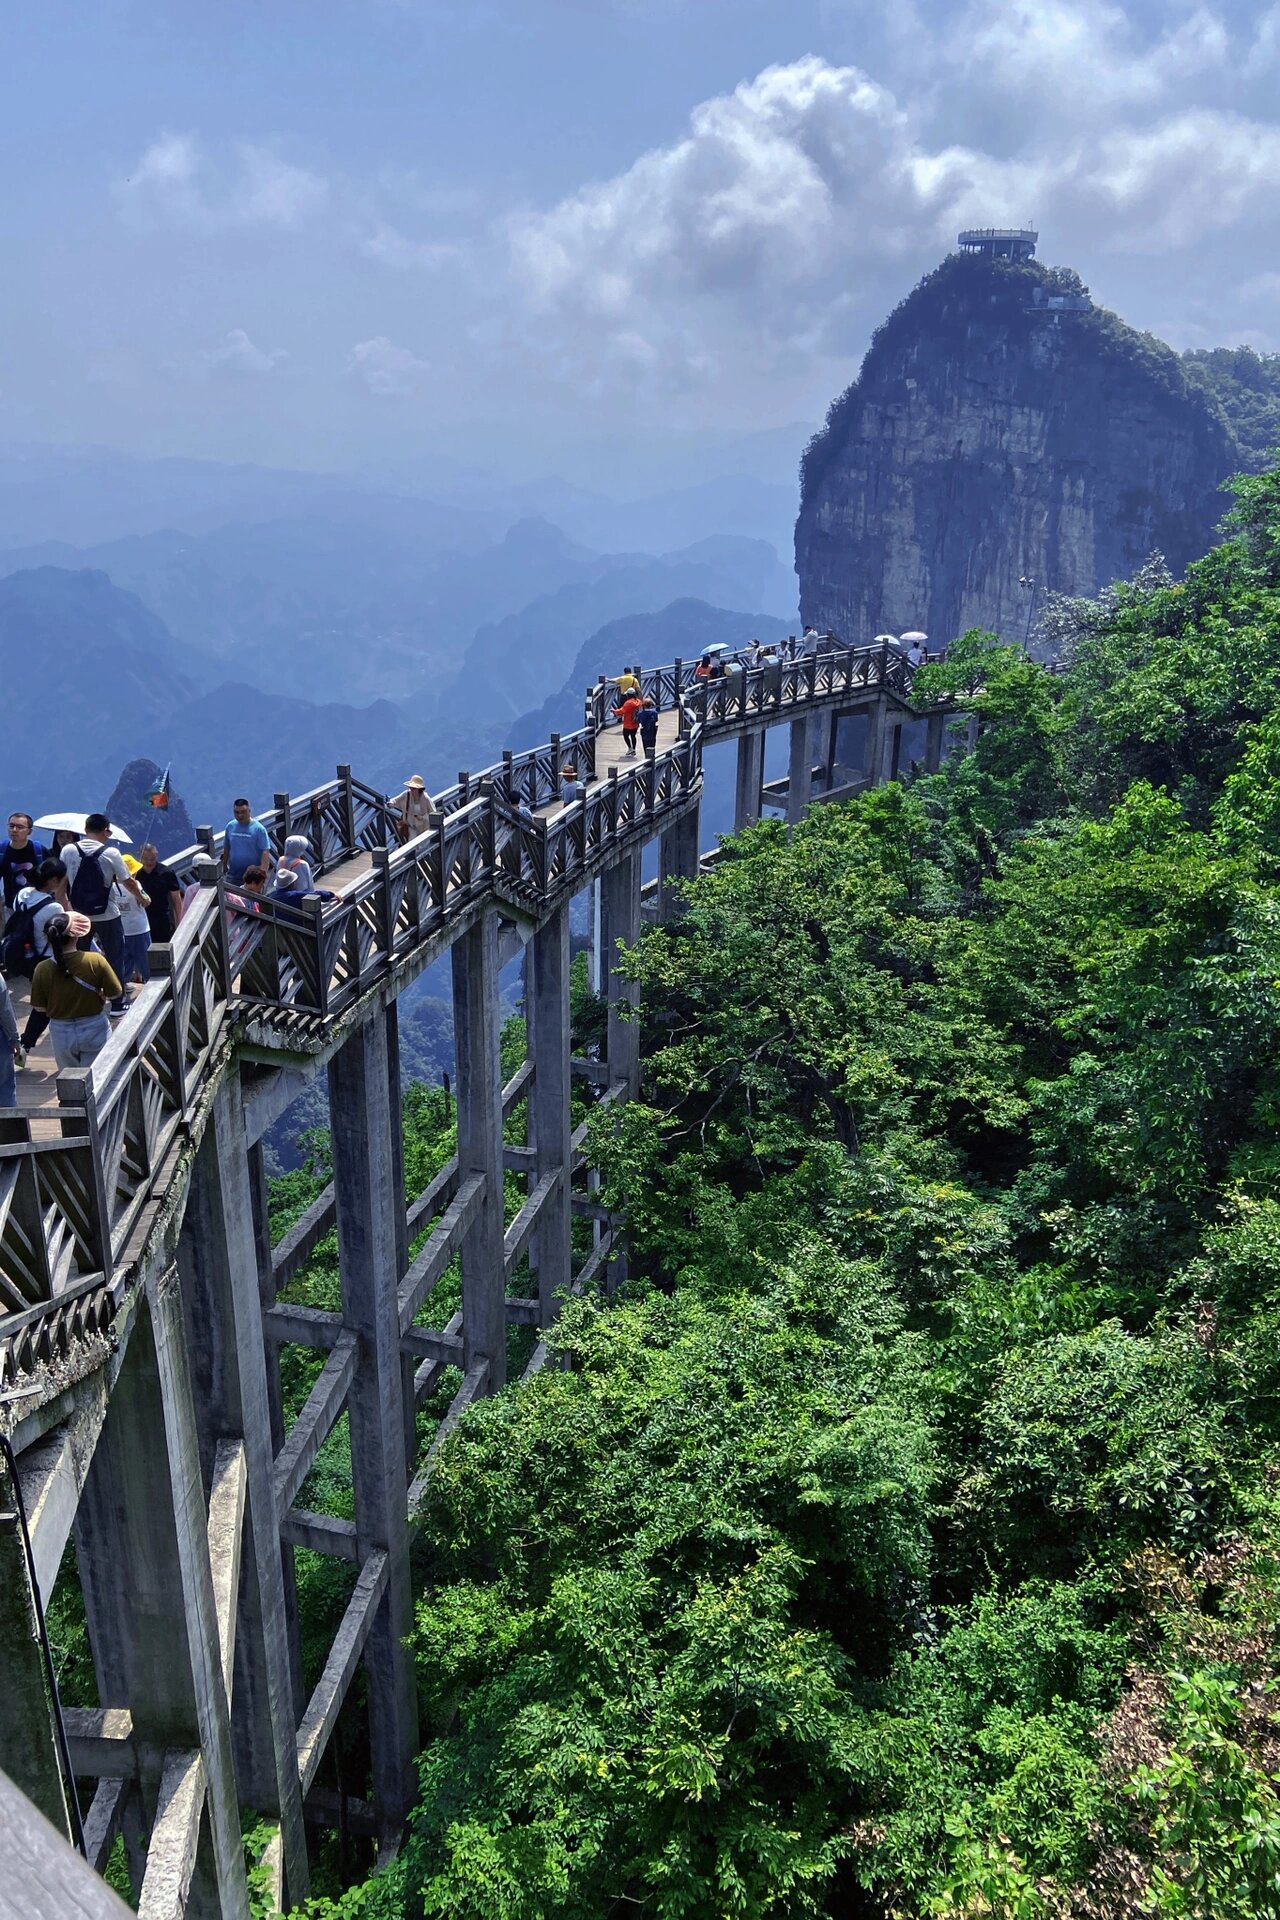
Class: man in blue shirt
221,798,274,884
1,811,50,913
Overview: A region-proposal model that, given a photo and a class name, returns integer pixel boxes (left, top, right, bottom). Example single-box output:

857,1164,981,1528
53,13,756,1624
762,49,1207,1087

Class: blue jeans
122,930,151,984
49,1014,111,1070
0,1044,14,1107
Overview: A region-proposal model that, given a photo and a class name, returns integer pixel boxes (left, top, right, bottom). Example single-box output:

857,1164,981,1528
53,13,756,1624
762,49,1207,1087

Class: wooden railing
1,638,921,1386
0,889,232,1387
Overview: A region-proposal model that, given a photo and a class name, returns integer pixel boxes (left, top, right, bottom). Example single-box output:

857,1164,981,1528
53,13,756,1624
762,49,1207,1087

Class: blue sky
4,0,1279,489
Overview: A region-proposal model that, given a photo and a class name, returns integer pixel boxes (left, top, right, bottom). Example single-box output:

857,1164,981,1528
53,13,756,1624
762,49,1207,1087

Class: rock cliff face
795,255,1239,649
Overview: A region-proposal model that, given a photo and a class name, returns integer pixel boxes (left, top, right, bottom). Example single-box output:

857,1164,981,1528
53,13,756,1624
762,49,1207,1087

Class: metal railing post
337,764,357,854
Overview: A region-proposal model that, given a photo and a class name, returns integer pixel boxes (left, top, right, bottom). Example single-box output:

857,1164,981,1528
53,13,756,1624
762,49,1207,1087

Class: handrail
1,638,928,1385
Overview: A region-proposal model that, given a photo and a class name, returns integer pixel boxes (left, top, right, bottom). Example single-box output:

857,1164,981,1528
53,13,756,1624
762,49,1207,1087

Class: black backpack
68,843,111,917
1,898,40,977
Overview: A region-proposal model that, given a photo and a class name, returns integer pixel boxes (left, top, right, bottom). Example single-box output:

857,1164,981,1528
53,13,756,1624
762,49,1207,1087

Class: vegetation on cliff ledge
276,465,1280,1918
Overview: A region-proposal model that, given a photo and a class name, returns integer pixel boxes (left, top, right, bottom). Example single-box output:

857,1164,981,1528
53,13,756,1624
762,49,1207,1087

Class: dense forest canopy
1181,346,1280,474
74,460,1280,1916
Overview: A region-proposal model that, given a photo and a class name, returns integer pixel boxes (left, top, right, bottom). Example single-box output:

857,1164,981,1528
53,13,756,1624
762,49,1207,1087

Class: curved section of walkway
0,641,924,1389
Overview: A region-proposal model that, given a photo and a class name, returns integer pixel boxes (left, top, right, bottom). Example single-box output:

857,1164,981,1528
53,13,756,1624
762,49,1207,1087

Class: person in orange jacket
613,693,643,754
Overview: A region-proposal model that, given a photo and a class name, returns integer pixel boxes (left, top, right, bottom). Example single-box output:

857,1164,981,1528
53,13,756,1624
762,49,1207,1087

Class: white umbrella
899,631,929,643
34,812,133,844
702,642,731,656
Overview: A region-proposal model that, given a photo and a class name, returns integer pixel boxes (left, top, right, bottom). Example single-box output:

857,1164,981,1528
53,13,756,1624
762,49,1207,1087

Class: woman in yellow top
29,913,122,1070
614,667,641,701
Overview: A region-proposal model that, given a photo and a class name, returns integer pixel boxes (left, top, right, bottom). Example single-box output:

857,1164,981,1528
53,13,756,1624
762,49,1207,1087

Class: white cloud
199,328,290,374
115,133,328,232
347,336,430,394
358,221,463,271
508,12,1280,386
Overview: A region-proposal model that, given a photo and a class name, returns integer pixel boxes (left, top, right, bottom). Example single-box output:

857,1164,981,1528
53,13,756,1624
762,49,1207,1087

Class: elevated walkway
0,637,952,1915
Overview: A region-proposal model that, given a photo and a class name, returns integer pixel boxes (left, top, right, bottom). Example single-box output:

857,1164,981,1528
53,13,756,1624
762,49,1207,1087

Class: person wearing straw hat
397,775,434,844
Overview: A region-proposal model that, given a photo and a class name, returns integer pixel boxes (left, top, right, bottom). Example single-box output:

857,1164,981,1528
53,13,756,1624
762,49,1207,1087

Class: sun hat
405,775,427,791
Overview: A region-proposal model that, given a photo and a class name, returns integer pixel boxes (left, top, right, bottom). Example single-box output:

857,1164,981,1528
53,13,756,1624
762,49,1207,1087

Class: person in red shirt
613,693,643,754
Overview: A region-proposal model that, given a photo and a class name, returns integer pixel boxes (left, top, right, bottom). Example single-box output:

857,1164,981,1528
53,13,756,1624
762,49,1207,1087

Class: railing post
146,944,189,1124
273,792,291,859
336,764,357,854
307,894,330,1015
549,733,562,788
196,824,215,856
57,1070,114,1283
194,854,234,1006
372,847,395,964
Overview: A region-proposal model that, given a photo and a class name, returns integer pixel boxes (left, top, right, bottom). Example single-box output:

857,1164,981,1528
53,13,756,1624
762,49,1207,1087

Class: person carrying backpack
61,814,145,1017
29,914,120,1070
5,860,69,1061
638,697,659,758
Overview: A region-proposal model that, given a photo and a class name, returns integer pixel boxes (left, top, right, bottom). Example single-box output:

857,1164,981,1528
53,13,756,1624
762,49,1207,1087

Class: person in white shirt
60,814,144,1016
117,856,152,990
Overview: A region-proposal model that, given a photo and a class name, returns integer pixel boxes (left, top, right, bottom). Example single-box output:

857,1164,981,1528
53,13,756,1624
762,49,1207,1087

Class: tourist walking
29,915,121,1070
221,799,274,883
560,764,584,805
9,859,70,1057
62,815,144,1016
0,812,50,926
614,692,643,754
397,775,434,844
138,844,183,941
614,666,641,701
118,856,152,991
638,697,659,757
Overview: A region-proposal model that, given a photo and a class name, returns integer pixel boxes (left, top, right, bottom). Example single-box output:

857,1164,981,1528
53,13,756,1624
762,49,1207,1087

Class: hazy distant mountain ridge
0,566,420,824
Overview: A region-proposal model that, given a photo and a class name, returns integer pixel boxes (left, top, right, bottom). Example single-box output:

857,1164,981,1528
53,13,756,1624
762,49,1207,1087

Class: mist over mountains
0,442,801,821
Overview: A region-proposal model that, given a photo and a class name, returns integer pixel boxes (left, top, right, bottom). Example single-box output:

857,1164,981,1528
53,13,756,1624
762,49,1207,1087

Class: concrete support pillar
530,902,573,1329
588,878,603,995
0,1449,74,1838
73,1278,250,1919
882,717,903,784
864,698,886,786
451,912,507,1391
657,801,701,925
384,1002,417,1473
810,710,835,792
733,729,765,832
246,1139,305,1720
328,1021,419,1834
925,710,946,774
177,1077,309,1902
600,852,642,1099
786,716,811,825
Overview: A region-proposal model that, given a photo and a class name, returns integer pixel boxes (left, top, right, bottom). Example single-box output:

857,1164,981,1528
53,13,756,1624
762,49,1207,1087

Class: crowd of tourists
1,627,925,1103
0,795,334,1101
